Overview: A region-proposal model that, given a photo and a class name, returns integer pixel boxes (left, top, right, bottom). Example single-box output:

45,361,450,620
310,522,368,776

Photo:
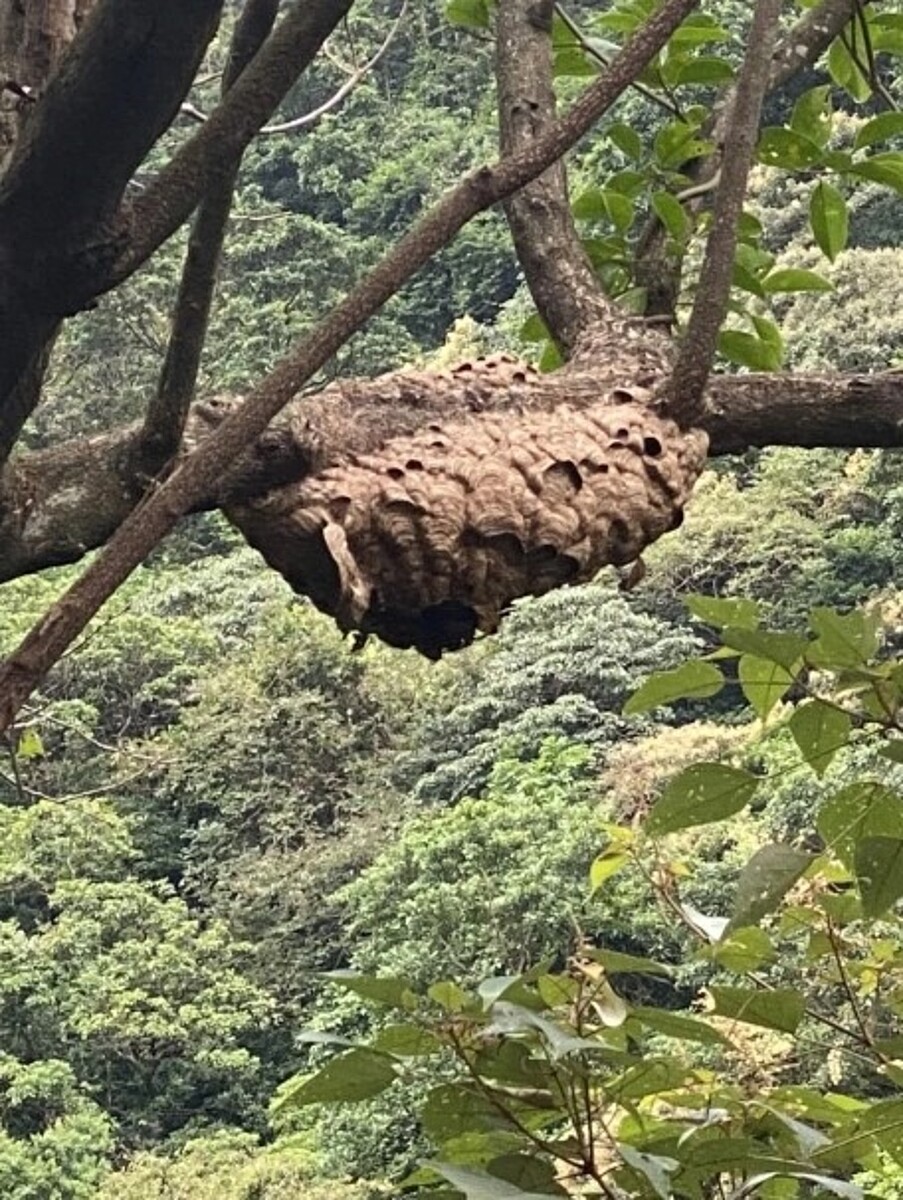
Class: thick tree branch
0,0,701,732
141,0,280,461
0,0,224,458
109,0,356,290
2,366,902,585
496,0,613,354
665,0,783,426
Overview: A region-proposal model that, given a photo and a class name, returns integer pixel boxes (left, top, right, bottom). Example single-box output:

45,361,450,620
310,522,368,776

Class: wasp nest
228,367,707,658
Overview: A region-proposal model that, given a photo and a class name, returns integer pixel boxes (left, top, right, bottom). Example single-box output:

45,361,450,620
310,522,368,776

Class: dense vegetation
5,0,903,1196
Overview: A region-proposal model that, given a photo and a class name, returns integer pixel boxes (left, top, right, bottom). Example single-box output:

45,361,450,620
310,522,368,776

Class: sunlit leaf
647,763,759,834
738,654,793,719
707,985,805,1033
762,268,833,294
618,1144,679,1200
272,1048,396,1110
686,595,760,629
810,180,848,262
817,782,903,871
624,661,724,715
790,700,851,776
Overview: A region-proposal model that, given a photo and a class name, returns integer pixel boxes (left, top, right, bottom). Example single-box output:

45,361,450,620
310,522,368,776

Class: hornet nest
228,357,708,658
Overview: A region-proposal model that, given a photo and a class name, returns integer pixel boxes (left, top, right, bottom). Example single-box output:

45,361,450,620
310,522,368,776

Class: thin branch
109,0,356,290
261,1,405,134
663,0,783,427
0,0,702,732
177,3,407,137
141,0,281,460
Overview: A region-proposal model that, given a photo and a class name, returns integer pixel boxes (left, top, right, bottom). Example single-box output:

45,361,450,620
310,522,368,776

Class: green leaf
519,312,549,342
428,1161,560,1199
758,127,824,169
445,0,490,28
738,654,793,719
623,661,724,715
686,595,760,629
572,187,634,232
727,844,813,932
880,740,903,763
707,986,805,1033
674,57,733,86
817,783,903,872
706,926,775,972
272,1048,396,1109
584,948,673,978
651,190,690,240
808,606,879,668
618,1144,679,1200
828,32,872,101
371,1024,442,1056
429,980,473,1012
762,268,833,294
718,329,782,372
810,181,848,262
319,970,417,1009
789,700,851,776
790,85,832,148
720,627,808,672
736,1171,861,1200
647,763,759,835
608,122,643,160
422,1086,509,1142
15,728,44,759
485,1155,566,1196
653,119,713,169
854,111,903,150
852,151,903,194
855,837,903,917
589,850,630,893
629,1007,731,1046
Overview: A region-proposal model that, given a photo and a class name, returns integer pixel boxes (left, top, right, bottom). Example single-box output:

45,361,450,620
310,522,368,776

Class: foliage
396,580,700,805
281,596,903,1198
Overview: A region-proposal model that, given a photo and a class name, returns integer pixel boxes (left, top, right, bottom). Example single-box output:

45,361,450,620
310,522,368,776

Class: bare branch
0,0,702,731
665,0,783,426
496,0,614,355
142,0,281,461
177,2,407,137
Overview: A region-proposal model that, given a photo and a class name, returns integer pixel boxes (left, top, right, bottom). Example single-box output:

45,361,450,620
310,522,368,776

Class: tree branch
109,0,356,290
496,0,614,355
0,0,702,732
2,364,902,584
0,0,224,457
664,0,783,426
140,0,281,462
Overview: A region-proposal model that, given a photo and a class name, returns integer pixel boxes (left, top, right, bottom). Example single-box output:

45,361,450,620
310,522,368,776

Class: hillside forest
5,0,903,1197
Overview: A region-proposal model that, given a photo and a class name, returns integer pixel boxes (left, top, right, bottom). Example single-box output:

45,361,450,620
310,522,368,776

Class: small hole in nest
386,466,405,480
405,458,424,470
427,423,443,433
430,439,447,450
512,371,526,383
609,440,625,450
643,436,663,458
611,387,635,403
453,362,474,373
615,427,630,439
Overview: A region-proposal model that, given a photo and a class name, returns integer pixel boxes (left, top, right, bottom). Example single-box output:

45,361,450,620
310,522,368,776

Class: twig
663,0,783,427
